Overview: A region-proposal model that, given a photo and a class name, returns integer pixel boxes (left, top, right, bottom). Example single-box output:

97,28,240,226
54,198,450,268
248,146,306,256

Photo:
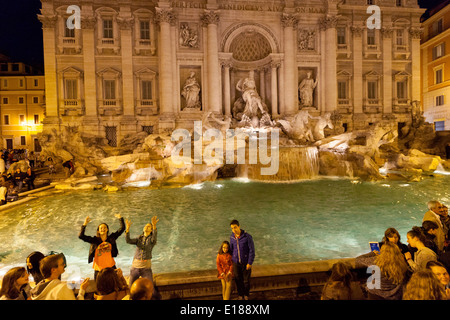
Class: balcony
136,99,158,115
61,99,84,116
363,99,381,113
393,45,410,59
97,38,120,54
393,99,411,113
98,100,122,116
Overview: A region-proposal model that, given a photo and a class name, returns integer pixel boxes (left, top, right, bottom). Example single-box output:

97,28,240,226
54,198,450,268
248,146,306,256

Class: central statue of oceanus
232,71,273,128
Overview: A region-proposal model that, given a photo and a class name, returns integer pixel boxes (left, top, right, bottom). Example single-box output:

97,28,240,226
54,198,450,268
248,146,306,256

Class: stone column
281,14,298,116
320,15,338,113
410,27,423,103
351,25,363,115
271,62,279,117
381,27,393,114
259,67,266,103
156,8,175,116
38,14,60,125
117,16,135,117
81,16,97,118
202,10,222,114
222,61,232,116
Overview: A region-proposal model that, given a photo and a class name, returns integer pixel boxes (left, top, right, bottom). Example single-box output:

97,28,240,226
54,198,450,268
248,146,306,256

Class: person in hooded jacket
229,219,255,300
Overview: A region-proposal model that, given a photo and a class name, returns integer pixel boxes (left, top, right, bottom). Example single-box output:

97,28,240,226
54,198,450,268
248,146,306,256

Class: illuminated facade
421,0,450,131
0,56,45,151
38,0,424,146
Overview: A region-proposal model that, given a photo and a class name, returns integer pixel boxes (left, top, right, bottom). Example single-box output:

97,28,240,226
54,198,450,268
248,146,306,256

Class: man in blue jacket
229,219,255,300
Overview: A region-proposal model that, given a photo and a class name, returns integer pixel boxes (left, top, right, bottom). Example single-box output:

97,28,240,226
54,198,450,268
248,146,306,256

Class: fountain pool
0,175,449,280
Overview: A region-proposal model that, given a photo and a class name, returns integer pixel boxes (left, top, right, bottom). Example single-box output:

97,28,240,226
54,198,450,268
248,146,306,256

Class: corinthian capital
117,17,135,30
380,27,393,38
409,27,423,39
201,10,220,26
81,16,96,29
319,15,338,31
38,14,58,28
281,13,298,28
156,8,176,25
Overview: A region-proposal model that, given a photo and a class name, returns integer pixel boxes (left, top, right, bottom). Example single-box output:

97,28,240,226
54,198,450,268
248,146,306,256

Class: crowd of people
0,216,255,301
322,200,450,300
1,199,449,301
0,149,40,205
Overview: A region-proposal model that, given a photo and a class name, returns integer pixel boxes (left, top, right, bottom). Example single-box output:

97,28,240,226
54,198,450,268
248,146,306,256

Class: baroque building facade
0,55,45,151
421,0,450,131
38,0,424,146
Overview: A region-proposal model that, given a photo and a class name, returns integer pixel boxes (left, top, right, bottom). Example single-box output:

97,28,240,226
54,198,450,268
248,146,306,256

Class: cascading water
237,146,320,182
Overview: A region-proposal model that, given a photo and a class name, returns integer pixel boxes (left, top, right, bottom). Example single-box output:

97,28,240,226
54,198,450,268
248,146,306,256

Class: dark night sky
0,0,440,72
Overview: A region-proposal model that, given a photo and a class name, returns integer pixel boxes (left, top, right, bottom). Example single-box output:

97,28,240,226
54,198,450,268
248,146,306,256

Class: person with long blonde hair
403,269,447,300
356,241,411,300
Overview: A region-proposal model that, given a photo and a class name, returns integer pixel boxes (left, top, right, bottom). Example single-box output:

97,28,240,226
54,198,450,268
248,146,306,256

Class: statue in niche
298,71,318,107
234,70,273,128
181,71,201,109
179,23,199,49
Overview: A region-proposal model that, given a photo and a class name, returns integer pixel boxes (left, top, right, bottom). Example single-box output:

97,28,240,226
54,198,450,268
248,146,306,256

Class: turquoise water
0,175,449,279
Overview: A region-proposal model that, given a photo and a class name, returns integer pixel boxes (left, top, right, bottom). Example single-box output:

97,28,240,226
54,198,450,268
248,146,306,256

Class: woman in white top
405,226,438,272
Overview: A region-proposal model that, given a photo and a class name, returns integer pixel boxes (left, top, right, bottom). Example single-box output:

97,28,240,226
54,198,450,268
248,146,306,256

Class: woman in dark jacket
79,213,125,280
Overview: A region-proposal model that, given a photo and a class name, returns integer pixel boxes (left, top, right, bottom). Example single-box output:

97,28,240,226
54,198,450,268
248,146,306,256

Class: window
6,139,13,149
33,96,39,104
367,29,376,45
104,80,116,100
34,114,39,125
435,68,443,84
34,79,39,87
19,79,23,87
337,27,346,45
396,0,402,6
396,81,407,99
20,136,26,145
396,30,404,46
18,97,24,104
65,79,78,100
140,21,150,40
34,138,42,152
103,19,114,39
4,115,9,125
433,19,444,37
1,64,8,71
338,81,347,99
141,81,152,100
142,126,153,134
436,95,445,106
433,43,446,60
368,81,377,99
367,0,374,4
2,97,8,104
12,64,19,71
105,126,117,147
65,18,75,37
3,79,7,87
434,121,445,131
19,115,25,125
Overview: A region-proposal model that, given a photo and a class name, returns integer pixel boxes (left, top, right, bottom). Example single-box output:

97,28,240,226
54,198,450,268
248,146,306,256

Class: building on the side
421,0,450,131
38,0,425,146
0,54,45,151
